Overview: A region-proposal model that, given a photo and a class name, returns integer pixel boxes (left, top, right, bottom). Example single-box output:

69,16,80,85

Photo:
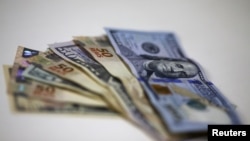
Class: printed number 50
96,48,113,57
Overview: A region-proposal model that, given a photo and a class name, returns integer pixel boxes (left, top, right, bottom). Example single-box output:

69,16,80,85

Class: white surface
0,0,250,141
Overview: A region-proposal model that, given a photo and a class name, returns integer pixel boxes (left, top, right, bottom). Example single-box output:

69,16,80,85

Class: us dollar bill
12,46,107,107
105,28,241,133
3,64,116,116
73,36,198,141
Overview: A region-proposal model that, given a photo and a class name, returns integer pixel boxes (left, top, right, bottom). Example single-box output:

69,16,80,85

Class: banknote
73,36,199,141
44,47,124,114
19,48,107,106
11,46,107,107
49,39,166,141
105,28,241,133
11,67,107,107
3,64,116,116
42,49,125,111
22,63,110,107
26,49,110,100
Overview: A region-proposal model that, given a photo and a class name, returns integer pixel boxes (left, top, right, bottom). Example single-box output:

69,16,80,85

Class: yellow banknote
12,46,107,106
25,48,123,112
3,64,116,116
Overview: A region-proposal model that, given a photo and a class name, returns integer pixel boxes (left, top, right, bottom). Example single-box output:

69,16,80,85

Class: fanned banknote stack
3,28,241,141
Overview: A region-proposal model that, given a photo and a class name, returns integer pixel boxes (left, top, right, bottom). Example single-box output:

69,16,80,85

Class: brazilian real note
19,47,110,107
105,28,241,133
3,64,115,116
73,36,204,141
8,46,107,107
26,49,110,100
43,48,125,115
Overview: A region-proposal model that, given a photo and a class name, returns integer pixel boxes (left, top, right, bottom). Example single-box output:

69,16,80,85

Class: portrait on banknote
141,57,199,79
105,28,241,133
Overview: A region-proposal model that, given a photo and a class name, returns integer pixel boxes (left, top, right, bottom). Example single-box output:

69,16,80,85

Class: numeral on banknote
89,48,113,57
48,64,74,75
33,85,55,97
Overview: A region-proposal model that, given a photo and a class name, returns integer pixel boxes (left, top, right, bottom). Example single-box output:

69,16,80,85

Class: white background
0,0,249,141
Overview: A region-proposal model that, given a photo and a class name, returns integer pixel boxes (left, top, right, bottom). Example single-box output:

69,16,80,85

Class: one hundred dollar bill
3,64,116,116
105,28,241,133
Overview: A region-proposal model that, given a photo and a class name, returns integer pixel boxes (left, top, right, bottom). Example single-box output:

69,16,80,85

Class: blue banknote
105,28,241,133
